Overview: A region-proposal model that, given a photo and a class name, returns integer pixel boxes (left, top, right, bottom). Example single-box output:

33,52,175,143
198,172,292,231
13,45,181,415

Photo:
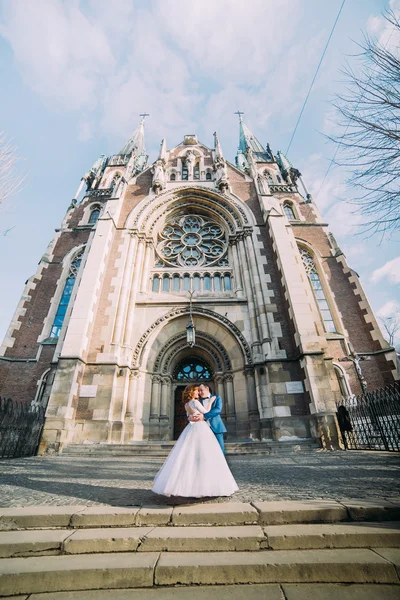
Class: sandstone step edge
0,549,399,596
1,499,399,531
1,523,400,558
2,584,400,600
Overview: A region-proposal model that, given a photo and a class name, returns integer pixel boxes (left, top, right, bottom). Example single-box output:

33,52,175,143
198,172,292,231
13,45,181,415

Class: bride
152,384,239,498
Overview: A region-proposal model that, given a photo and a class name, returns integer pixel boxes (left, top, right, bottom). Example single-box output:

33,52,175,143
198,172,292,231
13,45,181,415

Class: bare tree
379,313,400,346
0,131,26,213
330,10,400,238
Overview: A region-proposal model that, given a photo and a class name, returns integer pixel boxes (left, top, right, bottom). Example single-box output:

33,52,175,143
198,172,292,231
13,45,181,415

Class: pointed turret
235,112,273,164
159,138,167,162
214,131,224,161
119,115,147,157
213,132,229,193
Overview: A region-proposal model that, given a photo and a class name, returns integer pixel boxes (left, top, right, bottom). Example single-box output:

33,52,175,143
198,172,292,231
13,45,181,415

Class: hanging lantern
186,314,195,348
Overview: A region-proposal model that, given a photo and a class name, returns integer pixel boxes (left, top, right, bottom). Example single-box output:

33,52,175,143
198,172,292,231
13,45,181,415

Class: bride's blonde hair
182,384,199,404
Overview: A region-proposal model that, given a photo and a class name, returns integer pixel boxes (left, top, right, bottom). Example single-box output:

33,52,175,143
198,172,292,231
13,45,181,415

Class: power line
286,0,346,155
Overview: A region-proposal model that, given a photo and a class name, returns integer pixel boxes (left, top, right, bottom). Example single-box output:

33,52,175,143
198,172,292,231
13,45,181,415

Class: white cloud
377,300,400,319
371,257,400,285
0,0,115,111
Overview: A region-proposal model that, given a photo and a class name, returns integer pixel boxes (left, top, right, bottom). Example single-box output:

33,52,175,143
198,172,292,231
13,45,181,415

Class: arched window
50,249,84,338
182,160,188,180
299,247,336,333
334,365,351,399
213,274,221,291
193,274,201,290
194,161,200,180
88,207,100,224
152,275,160,293
162,274,170,292
206,172,212,181
277,174,282,183
173,275,180,291
203,274,211,290
173,357,213,382
283,203,296,220
264,170,273,185
224,274,231,291
183,274,191,291
170,173,176,181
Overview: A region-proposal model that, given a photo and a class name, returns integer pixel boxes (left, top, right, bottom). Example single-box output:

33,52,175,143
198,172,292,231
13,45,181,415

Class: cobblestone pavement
0,451,399,507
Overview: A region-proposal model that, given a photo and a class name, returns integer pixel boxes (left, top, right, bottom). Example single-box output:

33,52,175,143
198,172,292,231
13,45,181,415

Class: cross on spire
139,113,150,124
234,110,244,122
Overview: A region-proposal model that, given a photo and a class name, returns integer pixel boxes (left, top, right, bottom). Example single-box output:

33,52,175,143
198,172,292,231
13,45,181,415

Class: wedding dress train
152,399,238,497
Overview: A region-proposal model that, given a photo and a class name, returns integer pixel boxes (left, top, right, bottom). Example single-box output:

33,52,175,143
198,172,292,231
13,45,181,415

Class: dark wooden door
173,386,188,440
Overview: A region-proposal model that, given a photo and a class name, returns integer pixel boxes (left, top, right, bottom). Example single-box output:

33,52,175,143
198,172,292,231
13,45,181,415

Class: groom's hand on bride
189,414,204,421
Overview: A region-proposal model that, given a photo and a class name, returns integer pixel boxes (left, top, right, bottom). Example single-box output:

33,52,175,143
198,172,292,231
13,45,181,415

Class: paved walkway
0,450,399,507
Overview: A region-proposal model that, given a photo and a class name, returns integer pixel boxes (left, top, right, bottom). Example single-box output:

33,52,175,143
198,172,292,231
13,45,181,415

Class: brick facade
1,124,397,454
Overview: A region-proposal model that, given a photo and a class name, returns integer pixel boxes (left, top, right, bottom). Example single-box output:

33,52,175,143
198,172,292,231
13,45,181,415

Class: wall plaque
79,385,98,398
286,381,304,394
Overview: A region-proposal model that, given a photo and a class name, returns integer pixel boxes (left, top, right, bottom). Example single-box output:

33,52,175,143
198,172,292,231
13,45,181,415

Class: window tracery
156,215,228,268
299,247,336,333
50,248,84,338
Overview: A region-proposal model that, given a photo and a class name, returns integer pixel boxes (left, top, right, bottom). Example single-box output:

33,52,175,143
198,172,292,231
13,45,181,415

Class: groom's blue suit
200,395,227,454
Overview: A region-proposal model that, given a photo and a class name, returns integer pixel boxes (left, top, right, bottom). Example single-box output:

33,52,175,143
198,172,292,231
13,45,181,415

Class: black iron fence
0,397,46,459
337,381,400,452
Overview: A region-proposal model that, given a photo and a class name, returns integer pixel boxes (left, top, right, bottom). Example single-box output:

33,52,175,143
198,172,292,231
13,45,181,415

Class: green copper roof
238,117,273,162
119,117,146,157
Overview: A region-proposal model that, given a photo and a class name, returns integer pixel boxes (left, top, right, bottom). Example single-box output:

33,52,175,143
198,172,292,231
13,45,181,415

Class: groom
189,383,227,454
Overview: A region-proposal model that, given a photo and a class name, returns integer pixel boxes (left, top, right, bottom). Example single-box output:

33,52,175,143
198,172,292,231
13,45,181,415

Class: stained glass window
89,208,100,224
173,357,213,382
299,247,336,333
283,203,296,220
50,249,84,338
194,162,200,180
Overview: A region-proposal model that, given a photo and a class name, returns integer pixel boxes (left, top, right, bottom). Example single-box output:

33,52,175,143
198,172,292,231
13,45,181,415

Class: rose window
156,215,228,267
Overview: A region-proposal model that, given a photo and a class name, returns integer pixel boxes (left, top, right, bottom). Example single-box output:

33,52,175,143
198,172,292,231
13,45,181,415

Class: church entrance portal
172,356,213,440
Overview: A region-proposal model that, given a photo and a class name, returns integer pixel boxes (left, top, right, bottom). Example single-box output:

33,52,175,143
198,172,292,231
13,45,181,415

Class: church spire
119,113,148,157
235,112,273,166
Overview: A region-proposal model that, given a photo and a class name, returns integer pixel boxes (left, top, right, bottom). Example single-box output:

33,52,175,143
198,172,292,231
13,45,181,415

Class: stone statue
152,159,166,193
257,173,270,195
185,150,196,180
215,158,229,193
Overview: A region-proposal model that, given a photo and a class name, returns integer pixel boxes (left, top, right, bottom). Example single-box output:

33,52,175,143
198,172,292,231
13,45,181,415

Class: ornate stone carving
152,159,166,194
132,307,252,367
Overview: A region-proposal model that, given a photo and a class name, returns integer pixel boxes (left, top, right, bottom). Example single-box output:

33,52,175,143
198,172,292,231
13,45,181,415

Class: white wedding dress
152,399,239,497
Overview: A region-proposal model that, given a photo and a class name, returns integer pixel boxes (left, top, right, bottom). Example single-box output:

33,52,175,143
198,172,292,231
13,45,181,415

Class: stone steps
0,548,399,595
1,522,399,557
2,499,400,530
61,440,318,457
0,500,399,596
3,583,400,600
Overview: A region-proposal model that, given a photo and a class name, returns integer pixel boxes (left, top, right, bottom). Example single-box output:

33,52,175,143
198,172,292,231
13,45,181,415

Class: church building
0,116,397,453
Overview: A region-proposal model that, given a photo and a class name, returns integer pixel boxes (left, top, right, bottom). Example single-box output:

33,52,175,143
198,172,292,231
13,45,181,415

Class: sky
0,0,399,346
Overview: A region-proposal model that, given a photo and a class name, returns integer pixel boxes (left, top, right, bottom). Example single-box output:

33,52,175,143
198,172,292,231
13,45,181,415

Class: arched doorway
172,356,213,439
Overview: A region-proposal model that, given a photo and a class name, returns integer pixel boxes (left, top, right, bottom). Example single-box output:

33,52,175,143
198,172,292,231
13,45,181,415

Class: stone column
160,376,171,440
215,374,225,399
123,235,145,348
126,370,140,418
224,373,236,437
230,238,244,297
244,366,261,439
112,233,138,346
237,234,260,355
140,240,153,293
149,374,161,440
244,229,270,344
